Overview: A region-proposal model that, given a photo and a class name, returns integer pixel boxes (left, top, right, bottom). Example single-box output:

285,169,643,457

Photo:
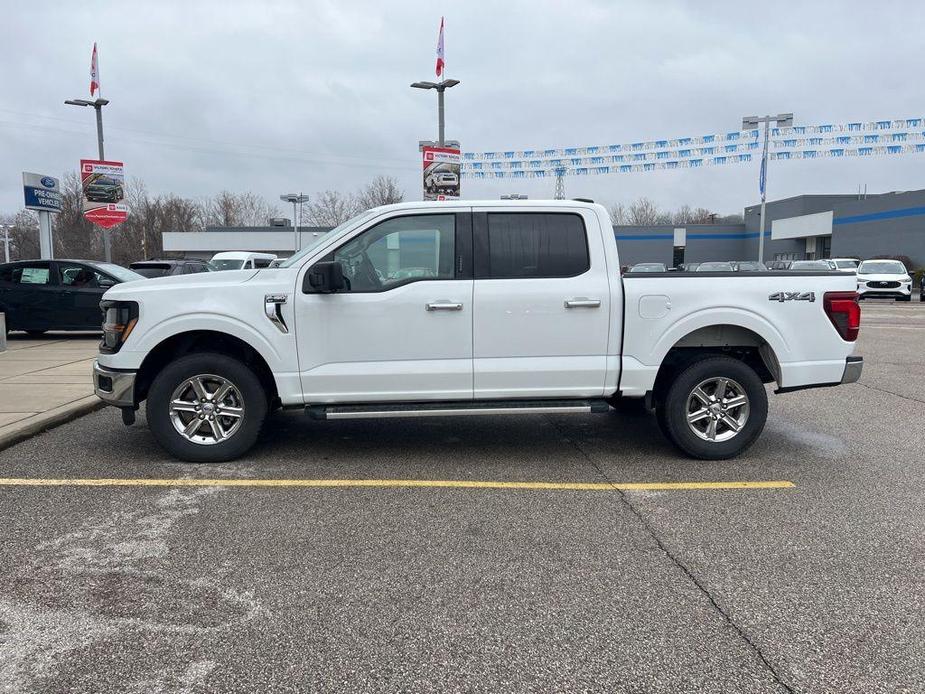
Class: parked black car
129,258,212,278
0,259,144,335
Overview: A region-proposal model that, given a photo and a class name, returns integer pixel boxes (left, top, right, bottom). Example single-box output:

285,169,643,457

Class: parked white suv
93,200,862,463
856,259,912,301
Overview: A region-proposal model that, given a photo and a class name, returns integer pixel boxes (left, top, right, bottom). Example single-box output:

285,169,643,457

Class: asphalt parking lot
0,301,922,693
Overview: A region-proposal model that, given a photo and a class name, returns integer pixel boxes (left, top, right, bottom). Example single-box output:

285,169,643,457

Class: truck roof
372,199,601,212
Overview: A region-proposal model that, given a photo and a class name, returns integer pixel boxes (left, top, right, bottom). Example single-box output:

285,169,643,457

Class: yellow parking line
0,477,794,491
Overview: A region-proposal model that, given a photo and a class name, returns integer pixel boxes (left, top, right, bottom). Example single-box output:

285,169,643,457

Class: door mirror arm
304,261,346,294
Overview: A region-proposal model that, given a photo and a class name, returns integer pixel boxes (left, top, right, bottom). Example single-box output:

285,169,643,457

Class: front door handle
564,298,601,308
426,301,463,311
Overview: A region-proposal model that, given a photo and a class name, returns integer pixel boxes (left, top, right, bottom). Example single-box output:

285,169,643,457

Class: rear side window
484,213,589,279
253,258,273,268
5,264,52,285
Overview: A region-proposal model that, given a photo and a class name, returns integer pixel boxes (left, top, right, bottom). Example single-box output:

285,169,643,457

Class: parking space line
0,477,794,491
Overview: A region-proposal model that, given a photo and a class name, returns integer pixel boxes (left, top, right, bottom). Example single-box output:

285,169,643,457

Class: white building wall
770,211,833,240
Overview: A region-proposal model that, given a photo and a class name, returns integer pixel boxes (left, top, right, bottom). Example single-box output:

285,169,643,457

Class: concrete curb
0,395,106,453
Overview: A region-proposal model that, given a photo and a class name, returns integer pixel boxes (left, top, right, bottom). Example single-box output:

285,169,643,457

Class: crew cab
92,200,862,463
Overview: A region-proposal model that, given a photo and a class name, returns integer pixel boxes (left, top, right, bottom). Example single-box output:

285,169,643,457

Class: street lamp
0,224,10,263
410,79,460,146
280,193,310,253
742,112,794,263
66,97,112,261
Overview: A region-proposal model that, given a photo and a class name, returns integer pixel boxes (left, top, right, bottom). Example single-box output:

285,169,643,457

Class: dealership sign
22,172,63,213
80,159,128,228
422,146,461,201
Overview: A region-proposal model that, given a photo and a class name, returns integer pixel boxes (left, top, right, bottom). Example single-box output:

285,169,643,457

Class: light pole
66,97,112,262
280,193,309,253
742,113,793,263
410,79,460,147
0,225,10,263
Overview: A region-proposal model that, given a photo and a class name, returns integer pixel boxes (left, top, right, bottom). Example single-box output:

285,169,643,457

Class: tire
898,295,911,302
146,352,268,462
657,356,768,460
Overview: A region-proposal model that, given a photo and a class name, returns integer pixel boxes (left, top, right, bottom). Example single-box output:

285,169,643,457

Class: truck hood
103,269,260,299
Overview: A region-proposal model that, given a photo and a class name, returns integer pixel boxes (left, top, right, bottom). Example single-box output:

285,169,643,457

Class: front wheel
147,352,268,462
658,356,768,460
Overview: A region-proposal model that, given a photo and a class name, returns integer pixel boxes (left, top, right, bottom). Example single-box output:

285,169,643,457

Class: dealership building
615,187,925,268
162,187,924,269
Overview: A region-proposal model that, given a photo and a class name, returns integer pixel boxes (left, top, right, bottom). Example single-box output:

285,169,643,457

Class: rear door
1,261,56,330
472,207,612,399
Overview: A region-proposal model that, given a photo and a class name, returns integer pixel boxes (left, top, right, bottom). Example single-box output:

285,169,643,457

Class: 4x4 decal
769,291,816,302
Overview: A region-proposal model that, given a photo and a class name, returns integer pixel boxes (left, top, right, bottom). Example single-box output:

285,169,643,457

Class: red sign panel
80,159,128,229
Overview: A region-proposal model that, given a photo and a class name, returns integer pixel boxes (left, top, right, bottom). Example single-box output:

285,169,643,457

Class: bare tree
1,210,40,261
608,202,628,225
54,172,104,260
355,176,404,211
306,190,358,226
626,197,662,225
197,191,279,228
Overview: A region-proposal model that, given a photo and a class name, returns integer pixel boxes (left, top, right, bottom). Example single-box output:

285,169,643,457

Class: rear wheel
658,356,768,460
147,352,267,462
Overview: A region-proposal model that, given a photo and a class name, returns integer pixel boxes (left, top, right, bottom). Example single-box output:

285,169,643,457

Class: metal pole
293,200,299,252
94,102,112,263
38,211,54,259
437,87,445,146
757,121,769,263
2,227,9,263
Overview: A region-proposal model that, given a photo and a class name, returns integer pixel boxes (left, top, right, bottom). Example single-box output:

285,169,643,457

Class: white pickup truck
93,200,862,462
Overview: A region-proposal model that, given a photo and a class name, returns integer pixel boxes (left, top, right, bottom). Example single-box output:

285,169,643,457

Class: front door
55,262,111,329
472,209,612,399
295,211,473,403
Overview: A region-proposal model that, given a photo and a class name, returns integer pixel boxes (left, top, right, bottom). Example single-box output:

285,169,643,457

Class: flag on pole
435,17,445,77
90,43,100,97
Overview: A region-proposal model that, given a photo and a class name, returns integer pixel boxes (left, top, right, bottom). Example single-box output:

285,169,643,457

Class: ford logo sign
40,176,56,188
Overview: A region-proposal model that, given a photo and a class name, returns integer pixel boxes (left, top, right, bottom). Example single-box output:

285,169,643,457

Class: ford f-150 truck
93,200,862,462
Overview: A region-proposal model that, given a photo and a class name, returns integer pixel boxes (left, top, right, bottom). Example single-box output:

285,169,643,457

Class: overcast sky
3,0,924,220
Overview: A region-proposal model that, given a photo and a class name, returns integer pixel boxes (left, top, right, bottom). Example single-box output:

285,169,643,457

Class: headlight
100,300,138,354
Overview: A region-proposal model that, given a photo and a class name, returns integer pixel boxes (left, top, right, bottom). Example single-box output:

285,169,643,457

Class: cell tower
554,168,566,199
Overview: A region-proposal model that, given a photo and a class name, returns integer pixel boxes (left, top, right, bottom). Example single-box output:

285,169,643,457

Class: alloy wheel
168,374,245,445
685,377,750,442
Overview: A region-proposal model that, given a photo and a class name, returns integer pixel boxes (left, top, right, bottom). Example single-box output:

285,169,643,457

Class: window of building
485,213,589,279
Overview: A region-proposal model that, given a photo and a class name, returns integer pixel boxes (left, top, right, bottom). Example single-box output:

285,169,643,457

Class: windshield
697,262,733,271
211,259,246,271
835,260,858,269
790,261,830,270
735,262,766,271
279,209,380,268
629,263,665,272
93,263,146,283
131,265,171,278
858,260,906,275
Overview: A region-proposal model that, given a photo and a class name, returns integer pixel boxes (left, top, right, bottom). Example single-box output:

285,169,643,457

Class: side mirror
98,278,116,288
304,261,345,293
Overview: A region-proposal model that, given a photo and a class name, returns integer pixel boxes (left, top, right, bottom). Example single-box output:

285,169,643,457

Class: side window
331,214,455,292
14,263,52,285
253,258,273,268
0,265,14,284
59,263,102,288
485,213,589,279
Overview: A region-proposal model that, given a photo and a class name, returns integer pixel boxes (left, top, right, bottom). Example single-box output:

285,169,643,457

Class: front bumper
93,360,136,408
859,284,911,298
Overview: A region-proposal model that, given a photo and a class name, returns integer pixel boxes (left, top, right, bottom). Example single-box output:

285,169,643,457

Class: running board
307,399,610,420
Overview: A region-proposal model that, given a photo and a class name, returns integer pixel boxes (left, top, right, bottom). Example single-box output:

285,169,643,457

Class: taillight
823,291,860,341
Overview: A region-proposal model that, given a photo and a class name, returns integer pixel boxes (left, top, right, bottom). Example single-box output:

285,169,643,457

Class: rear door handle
426,301,463,311
564,298,601,308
